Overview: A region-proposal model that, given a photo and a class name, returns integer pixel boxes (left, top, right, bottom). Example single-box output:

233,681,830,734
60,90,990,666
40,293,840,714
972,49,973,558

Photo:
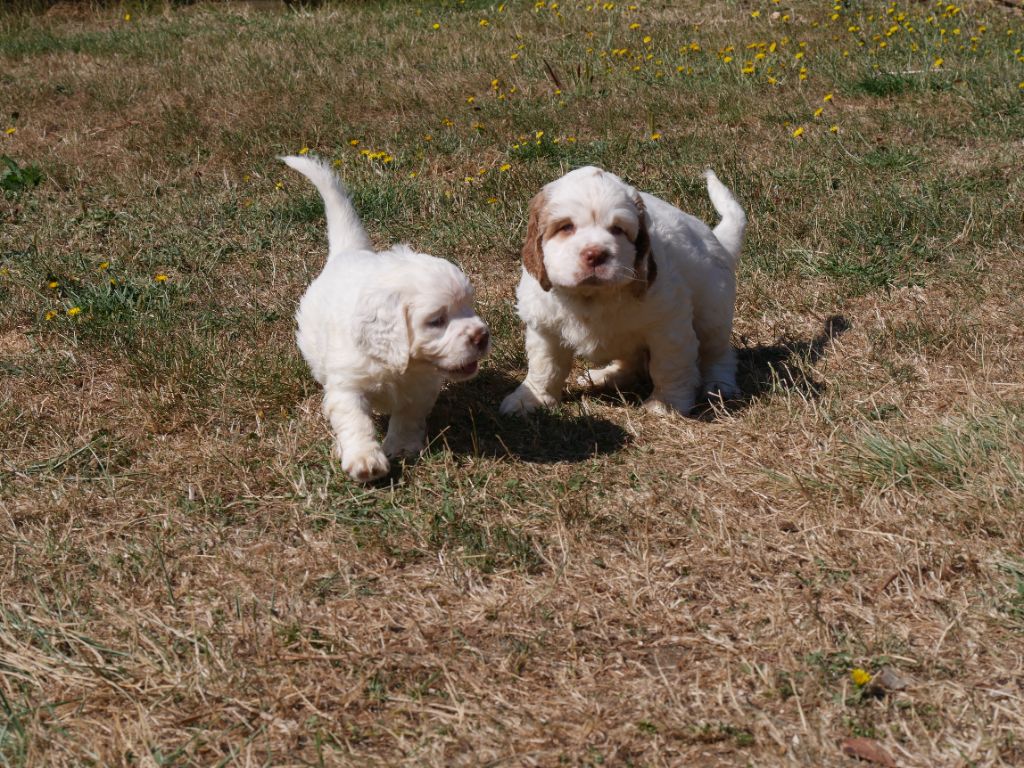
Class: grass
1,0,1023,765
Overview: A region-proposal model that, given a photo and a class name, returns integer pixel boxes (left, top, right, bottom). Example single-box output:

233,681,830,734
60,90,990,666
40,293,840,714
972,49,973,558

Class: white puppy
500,166,745,417
283,155,490,482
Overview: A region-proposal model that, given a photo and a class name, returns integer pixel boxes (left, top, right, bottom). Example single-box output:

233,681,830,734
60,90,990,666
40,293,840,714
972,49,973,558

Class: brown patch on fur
630,193,656,297
522,191,552,291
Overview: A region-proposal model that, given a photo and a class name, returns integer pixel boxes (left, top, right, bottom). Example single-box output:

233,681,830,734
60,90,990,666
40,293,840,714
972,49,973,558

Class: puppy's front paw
500,385,557,417
643,394,695,416
340,445,390,483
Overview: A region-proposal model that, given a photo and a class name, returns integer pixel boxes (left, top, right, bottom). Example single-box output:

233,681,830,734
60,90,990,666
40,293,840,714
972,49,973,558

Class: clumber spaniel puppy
283,155,490,482
500,166,745,417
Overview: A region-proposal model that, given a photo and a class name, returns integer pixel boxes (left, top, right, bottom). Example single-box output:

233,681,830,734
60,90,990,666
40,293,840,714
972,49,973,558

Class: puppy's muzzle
580,246,611,268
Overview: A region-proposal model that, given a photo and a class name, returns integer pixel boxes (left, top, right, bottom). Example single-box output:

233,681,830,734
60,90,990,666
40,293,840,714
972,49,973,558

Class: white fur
284,155,489,482
500,166,745,417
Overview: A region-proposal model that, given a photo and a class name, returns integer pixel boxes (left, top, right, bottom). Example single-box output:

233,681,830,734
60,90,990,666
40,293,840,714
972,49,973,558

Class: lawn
1,0,1023,765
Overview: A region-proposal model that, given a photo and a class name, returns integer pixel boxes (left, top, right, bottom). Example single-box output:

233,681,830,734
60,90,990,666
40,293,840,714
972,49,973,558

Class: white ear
354,289,410,372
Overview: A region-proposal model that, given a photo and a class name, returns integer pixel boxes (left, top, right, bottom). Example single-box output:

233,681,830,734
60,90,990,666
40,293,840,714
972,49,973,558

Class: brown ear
522,191,552,291
630,193,656,297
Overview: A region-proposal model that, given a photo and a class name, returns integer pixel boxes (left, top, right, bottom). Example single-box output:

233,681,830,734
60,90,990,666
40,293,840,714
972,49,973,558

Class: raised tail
703,169,746,266
280,155,372,257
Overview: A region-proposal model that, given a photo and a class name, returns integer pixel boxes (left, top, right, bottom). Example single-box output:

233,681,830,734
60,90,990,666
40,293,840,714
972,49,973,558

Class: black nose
581,247,610,267
472,328,490,350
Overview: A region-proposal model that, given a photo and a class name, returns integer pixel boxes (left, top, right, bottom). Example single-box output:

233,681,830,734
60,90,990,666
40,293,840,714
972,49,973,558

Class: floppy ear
522,191,552,291
353,288,411,372
630,193,657,297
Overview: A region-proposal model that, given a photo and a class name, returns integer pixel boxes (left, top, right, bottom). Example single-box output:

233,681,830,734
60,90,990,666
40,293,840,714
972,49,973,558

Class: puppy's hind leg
697,322,741,401
323,387,390,483
643,324,701,416
383,385,442,459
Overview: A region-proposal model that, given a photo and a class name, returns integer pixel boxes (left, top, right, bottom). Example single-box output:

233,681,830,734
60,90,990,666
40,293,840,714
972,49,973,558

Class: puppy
500,166,745,417
283,155,490,482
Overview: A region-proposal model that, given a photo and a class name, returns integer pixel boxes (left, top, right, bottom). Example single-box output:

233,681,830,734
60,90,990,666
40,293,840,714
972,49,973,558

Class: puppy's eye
427,314,448,328
557,222,576,235
609,225,625,237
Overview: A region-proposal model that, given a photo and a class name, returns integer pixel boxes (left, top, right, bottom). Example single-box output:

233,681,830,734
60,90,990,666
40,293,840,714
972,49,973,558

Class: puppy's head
522,166,655,295
354,247,489,379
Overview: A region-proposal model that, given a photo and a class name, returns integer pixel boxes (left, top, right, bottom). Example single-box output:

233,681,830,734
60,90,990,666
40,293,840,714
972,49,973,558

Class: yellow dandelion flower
823,92,833,101
829,124,839,133
791,126,804,138
486,197,498,204
767,75,778,84
535,130,544,139
814,107,824,118
123,13,131,22
349,139,360,146
751,10,761,18
48,281,58,289
642,35,652,44
432,23,440,30
510,52,520,60
723,55,733,63
298,146,309,155
499,163,511,172
629,22,640,30
67,306,81,317
155,273,168,282
98,261,109,271
479,18,490,27
409,171,418,178
45,309,57,321
3,127,15,136
275,180,284,189
466,96,476,104
933,57,944,68
742,64,755,74
650,132,662,140
851,668,871,686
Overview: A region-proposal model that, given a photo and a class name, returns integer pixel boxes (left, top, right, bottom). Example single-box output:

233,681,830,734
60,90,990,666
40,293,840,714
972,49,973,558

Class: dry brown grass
2,1,1023,765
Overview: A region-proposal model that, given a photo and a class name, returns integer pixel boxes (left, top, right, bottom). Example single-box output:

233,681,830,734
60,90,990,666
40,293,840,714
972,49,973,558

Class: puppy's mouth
438,359,480,379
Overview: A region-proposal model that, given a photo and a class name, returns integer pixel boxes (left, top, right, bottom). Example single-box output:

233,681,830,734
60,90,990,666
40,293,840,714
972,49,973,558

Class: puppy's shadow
717,313,851,416
431,369,630,463
426,315,849,465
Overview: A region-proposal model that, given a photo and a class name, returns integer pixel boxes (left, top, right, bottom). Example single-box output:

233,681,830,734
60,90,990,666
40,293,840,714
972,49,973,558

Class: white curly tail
703,169,746,266
280,155,372,258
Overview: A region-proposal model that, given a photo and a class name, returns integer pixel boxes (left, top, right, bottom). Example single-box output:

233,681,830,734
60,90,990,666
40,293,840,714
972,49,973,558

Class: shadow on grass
427,314,849,459
738,314,850,396
431,368,630,463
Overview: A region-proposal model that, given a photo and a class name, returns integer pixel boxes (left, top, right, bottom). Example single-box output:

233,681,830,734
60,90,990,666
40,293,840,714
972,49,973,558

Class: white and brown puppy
283,155,489,482
500,166,745,417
